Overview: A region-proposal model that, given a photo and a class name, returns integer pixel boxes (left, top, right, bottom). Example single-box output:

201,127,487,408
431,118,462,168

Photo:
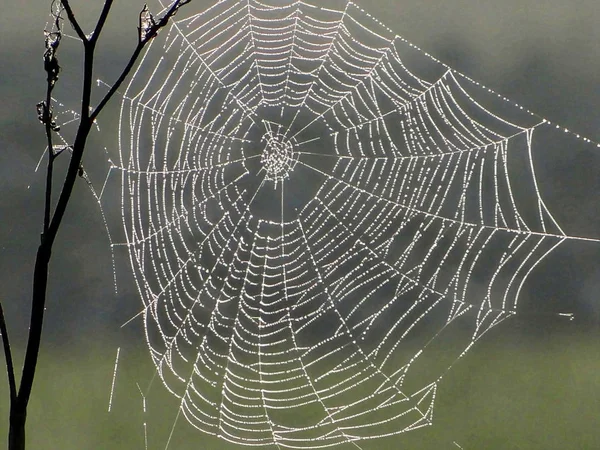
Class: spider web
92,0,599,448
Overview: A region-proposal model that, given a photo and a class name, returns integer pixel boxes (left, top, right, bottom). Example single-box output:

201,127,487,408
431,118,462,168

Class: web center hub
260,134,297,181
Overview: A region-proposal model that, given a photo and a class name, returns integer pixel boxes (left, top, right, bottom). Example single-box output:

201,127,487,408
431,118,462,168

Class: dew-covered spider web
90,0,600,448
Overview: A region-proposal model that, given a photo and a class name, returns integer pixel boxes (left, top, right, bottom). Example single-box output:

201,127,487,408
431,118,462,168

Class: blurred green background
1,325,598,449
1,1,599,449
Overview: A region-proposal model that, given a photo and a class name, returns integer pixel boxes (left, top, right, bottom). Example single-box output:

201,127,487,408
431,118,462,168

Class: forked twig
2,2,191,449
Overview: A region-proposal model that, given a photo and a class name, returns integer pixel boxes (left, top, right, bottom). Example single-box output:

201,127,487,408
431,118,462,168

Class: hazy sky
3,0,598,339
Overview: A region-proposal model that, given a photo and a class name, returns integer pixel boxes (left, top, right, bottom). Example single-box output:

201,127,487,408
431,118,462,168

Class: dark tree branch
43,126,56,235
152,0,191,32
41,19,61,234
89,42,143,123
90,0,190,122
0,303,16,404
90,0,114,44
60,0,87,42
5,2,192,449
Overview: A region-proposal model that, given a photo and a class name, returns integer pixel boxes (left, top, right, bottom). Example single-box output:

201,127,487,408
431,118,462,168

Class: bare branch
0,302,16,404
60,0,87,42
43,101,56,235
91,0,191,121
90,0,115,44
150,0,191,38
8,2,193,448
41,12,62,234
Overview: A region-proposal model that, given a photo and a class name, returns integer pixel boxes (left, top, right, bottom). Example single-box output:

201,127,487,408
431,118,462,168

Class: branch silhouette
0,2,191,449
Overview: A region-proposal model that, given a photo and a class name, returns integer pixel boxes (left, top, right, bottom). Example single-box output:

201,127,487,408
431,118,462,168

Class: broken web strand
81,0,600,448
136,383,150,450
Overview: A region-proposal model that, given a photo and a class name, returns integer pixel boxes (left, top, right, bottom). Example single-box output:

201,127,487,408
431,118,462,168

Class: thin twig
42,75,57,235
43,134,56,234
60,0,87,42
7,2,192,449
89,43,144,123
90,0,190,121
0,302,16,404
152,0,191,32
41,4,62,233
90,0,115,44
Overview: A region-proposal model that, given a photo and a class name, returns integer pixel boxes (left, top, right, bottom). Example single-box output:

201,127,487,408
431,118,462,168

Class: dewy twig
3,2,191,449
90,0,191,122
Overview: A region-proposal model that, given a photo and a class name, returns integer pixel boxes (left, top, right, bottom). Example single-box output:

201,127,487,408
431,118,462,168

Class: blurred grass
0,326,598,449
